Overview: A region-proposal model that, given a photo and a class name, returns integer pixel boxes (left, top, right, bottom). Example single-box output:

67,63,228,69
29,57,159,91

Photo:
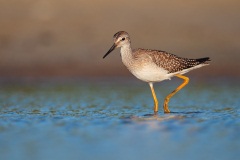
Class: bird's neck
120,44,134,67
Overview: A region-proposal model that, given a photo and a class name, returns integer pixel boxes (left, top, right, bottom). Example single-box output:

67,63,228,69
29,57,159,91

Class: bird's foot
163,102,171,113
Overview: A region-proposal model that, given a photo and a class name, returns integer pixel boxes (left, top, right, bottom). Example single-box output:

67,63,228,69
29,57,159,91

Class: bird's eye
121,38,125,41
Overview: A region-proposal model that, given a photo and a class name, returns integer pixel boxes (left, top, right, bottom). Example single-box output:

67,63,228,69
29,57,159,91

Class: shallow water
0,78,239,160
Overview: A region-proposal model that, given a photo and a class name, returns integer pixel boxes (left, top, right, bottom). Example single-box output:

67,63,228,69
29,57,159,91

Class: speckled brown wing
133,48,210,73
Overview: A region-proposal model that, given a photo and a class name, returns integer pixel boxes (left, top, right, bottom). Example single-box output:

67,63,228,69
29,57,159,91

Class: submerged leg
163,74,189,113
149,82,158,114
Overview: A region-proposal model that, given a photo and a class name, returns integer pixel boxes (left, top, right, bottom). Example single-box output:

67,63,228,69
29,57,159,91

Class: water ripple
0,80,239,160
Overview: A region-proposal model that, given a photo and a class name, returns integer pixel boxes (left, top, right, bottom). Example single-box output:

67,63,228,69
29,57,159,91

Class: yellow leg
149,83,158,113
163,74,189,113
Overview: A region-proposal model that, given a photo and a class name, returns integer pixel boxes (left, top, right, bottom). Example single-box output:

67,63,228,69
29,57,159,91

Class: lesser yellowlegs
103,31,210,114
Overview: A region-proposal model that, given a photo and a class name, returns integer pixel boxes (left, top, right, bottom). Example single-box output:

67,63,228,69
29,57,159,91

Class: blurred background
0,0,239,79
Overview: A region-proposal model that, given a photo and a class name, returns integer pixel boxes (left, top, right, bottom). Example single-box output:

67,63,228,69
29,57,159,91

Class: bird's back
133,48,210,74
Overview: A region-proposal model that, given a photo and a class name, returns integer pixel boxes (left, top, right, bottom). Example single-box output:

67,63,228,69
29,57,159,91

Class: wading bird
103,31,210,114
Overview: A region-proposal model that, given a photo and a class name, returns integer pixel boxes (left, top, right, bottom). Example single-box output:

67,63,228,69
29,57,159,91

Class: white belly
129,63,170,82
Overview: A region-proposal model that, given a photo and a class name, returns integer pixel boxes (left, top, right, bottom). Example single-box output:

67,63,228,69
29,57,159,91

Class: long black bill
103,44,116,59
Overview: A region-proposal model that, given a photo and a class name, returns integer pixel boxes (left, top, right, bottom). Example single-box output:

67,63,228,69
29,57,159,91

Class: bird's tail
196,57,211,64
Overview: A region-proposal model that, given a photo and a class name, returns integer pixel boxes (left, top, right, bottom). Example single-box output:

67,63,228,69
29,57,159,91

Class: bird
103,31,210,114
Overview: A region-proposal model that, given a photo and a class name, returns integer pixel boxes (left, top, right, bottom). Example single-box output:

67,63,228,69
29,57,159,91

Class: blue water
0,78,239,160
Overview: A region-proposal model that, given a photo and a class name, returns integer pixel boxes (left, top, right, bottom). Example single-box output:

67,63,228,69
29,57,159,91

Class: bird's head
103,31,130,59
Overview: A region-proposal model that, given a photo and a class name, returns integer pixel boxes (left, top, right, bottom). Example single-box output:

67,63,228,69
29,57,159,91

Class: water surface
0,78,239,160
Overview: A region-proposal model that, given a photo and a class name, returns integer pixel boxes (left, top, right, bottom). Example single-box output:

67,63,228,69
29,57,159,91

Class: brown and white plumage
132,48,210,78
103,31,210,114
